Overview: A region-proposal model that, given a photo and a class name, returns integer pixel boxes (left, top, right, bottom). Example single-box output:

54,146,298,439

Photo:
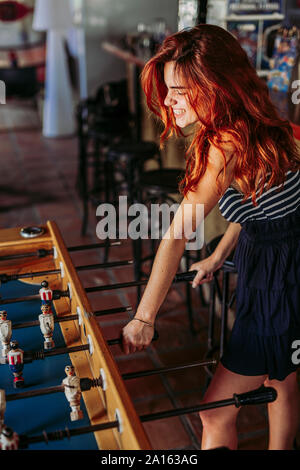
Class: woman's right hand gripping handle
122,318,156,354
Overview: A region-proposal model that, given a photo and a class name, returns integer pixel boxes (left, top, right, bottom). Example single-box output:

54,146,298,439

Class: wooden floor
0,104,299,450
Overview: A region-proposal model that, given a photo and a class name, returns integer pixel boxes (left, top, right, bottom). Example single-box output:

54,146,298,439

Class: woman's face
164,61,198,128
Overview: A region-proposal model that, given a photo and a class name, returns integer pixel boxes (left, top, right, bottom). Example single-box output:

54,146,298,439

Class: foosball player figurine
39,304,55,350
0,425,19,450
62,365,83,421
0,390,6,432
0,311,12,357
7,340,25,388
39,280,53,308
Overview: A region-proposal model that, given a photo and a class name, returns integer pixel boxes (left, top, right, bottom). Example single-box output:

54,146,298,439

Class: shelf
225,13,284,21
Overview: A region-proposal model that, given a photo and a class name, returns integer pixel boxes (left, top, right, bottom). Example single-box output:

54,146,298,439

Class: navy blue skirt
220,206,300,381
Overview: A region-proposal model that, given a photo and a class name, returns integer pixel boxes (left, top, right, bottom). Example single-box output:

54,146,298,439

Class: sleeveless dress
218,170,300,381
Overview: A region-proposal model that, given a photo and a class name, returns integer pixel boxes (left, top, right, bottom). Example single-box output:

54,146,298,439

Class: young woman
122,24,300,450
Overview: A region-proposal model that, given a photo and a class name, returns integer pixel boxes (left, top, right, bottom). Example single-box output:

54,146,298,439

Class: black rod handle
174,270,197,282
234,385,277,407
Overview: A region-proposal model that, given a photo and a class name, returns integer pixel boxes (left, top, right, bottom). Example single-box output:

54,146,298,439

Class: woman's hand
122,318,155,354
189,255,223,288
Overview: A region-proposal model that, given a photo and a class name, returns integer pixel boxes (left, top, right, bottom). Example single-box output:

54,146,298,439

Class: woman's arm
190,221,241,287
122,142,237,354
211,222,241,266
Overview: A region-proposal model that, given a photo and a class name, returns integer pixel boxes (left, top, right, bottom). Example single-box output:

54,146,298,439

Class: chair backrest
95,79,129,118
0,66,39,98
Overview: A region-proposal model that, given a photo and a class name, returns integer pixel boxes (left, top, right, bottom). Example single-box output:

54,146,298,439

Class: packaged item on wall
227,0,282,15
267,27,299,93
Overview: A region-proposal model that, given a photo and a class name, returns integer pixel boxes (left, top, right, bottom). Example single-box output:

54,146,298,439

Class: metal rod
140,398,236,423
12,306,133,330
85,279,147,293
0,260,133,284
0,288,69,306
76,260,133,271
6,385,64,401
30,344,90,360
6,377,102,402
94,306,133,316
85,270,198,294
12,314,79,330
18,386,276,448
68,241,121,252
6,360,216,401
19,421,119,447
122,359,217,380
0,337,134,365
0,241,121,262
0,271,197,305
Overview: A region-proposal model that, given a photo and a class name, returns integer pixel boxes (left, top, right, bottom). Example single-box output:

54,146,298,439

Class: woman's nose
164,91,176,107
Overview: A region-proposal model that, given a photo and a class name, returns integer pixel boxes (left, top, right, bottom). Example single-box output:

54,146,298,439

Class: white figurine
0,390,6,432
0,311,12,357
39,304,55,350
0,425,19,450
62,365,83,421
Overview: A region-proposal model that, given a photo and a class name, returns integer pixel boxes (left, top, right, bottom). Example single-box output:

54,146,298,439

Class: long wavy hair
141,24,300,204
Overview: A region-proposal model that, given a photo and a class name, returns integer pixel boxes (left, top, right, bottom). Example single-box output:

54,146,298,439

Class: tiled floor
0,105,298,451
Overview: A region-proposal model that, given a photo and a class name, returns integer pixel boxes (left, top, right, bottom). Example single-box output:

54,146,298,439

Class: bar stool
203,234,237,382
133,168,208,334
76,93,134,236
104,141,163,206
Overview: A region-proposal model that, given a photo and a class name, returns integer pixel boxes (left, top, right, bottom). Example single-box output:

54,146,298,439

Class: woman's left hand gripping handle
121,318,159,354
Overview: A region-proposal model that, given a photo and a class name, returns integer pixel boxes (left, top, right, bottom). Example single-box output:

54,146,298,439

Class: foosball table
0,221,277,451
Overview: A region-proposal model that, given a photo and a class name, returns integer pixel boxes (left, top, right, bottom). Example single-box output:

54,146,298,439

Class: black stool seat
86,118,132,142
139,169,184,193
107,141,161,162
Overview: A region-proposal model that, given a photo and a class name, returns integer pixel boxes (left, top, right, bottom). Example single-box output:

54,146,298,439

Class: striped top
218,170,300,224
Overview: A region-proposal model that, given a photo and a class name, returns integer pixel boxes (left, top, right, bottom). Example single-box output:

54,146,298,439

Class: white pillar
43,30,75,137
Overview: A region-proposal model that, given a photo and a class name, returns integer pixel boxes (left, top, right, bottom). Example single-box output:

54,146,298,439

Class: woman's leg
200,363,267,450
264,372,300,450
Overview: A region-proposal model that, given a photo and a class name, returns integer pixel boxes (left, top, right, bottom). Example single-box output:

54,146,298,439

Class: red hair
141,24,300,204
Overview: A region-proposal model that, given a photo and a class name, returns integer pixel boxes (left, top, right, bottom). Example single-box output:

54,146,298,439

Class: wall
83,0,179,95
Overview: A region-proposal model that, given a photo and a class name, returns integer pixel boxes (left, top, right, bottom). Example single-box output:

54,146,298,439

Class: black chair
133,168,208,334
0,66,40,99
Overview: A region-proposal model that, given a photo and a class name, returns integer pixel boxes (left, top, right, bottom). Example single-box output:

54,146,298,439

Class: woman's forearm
210,222,242,266
135,236,187,324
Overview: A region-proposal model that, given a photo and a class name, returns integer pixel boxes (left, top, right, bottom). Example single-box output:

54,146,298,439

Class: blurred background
1,0,300,450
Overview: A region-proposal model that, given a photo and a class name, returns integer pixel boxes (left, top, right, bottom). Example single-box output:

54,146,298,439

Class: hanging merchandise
227,0,282,15
207,0,285,75
267,26,299,93
178,0,200,31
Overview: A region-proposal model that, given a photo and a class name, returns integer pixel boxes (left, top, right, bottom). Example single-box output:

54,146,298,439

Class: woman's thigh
200,363,267,424
264,371,299,405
